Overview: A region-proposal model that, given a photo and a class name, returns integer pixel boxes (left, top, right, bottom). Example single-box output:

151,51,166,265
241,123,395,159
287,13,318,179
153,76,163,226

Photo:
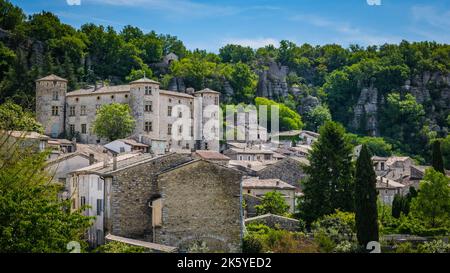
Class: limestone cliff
256,60,289,99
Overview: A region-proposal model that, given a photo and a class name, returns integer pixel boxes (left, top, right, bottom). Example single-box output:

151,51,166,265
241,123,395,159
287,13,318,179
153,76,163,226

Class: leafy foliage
254,191,290,216
93,241,147,253
92,103,135,141
354,145,379,248
299,121,354,224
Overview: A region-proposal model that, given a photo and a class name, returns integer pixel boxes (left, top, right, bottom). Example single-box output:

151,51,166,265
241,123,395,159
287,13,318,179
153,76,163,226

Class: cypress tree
300,121,354,224
354,144,379,248
432,140,445,174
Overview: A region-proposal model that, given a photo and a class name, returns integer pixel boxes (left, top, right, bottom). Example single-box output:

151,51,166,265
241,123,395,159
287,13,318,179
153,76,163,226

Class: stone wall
245,214,301,232
257,157,307,189
243,193,261,218
155,160,243,253
107,153,192,239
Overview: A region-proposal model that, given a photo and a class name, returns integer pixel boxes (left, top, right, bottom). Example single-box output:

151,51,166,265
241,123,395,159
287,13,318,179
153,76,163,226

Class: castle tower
35,74,68,138
194,88,220,151
129,77,161,139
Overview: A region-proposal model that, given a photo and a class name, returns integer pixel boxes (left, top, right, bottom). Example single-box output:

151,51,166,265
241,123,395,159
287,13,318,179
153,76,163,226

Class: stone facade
35,75,68,137
106,153,192,239
35,75,220,152
256,157,308,189
155,160,243,252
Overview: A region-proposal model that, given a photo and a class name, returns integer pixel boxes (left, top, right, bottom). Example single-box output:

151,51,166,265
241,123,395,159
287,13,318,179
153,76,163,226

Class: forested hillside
0,0,449,164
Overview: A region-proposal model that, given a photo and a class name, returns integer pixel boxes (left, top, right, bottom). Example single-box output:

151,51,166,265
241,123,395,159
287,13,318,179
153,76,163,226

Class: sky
10,0,450,52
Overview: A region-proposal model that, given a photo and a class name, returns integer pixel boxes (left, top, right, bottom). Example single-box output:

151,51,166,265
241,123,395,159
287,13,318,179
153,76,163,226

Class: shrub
418,240,450,253
242,235,263,253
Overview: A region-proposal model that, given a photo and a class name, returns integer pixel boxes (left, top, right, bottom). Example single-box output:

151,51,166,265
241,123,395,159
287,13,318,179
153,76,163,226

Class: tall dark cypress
354,144,379,249
432,140,445,174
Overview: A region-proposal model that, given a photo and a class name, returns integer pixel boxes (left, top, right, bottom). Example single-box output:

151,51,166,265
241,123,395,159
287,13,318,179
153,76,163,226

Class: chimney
113,153,117,170
72,138,77,152
89,153,95,165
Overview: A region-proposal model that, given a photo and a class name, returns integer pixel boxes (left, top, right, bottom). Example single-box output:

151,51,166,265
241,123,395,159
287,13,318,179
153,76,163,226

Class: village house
243,177,296,213
223,147,274,161
193,150,231,165
35,74,220,152
104,138,149,154
377,176,405,205
68,152,243,252
256,156,309,190
0,130,49,153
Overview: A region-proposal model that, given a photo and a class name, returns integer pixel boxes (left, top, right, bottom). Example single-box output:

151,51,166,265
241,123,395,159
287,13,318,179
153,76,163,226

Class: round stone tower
194,88,221,151
35,74,68,138
129,77,161,138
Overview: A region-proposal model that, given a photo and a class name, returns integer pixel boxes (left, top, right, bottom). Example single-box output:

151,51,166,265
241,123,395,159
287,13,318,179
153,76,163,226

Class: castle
35,74,220,152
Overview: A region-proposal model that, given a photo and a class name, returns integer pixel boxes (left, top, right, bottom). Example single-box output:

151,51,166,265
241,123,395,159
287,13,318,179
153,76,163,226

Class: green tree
0,119,91,252
392,194,410,218
255,97,303,131
431,140,445,174
410,168,450,228
92,103,135,141
254,191,290,216
93,241,147,253
0,100,43,132
219,44,255,64
354,145,379,248
442,135,450,170
304,104,332,131
357,136,393,157
300,121,354,224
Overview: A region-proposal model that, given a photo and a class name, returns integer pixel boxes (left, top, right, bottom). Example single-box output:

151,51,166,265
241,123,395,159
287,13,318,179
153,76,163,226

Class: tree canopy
92,103,135,141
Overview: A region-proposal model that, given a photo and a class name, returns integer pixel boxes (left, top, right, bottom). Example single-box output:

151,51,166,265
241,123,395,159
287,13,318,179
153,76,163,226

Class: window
125,94,128,98
186,143,190,150
178,111,182,118
167,106,172,116
169,98,172,103
97,96,100,100
111,95,115,99
204,142,208,150
80,196,86,207
145,121,152,132
52,91,59,101
145,102,153,112
96,199,103,216
69,124,75,135
69,106,75,117
81,124,87,134
214,96,219,105
178,140,182,146
381,162,385,171
51,106,59,116
178,100,181,104
190,126,194,137
167,124,172,135
145,86,151,95
80,105,87,116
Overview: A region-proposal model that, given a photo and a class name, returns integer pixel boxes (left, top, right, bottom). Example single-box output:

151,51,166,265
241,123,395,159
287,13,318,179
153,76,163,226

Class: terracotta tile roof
2,130,49,140
195,150,230,160
243,178,296,190
36,74,68,82
66,85,130,97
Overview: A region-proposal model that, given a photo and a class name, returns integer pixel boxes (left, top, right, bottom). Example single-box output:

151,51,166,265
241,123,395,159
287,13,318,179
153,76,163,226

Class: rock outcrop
256,60,289,99
352,83,379,136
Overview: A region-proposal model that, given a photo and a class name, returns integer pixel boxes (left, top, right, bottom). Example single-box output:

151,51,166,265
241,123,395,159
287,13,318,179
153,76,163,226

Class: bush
93,241,147,253
311,210,356,243
418,240,450,253
242,235,263,253
395,242,417,253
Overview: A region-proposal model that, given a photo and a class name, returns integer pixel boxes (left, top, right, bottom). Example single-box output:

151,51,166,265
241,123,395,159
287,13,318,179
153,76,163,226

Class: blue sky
10,0,450,52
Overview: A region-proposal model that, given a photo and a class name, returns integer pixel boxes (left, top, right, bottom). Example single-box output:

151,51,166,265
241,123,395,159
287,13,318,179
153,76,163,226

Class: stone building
243,177,296,213
68,153,243,252
154,160,243,252
35,74,220,152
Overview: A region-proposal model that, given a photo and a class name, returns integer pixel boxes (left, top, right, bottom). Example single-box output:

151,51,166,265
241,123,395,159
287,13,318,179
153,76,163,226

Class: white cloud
222,38,279,49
